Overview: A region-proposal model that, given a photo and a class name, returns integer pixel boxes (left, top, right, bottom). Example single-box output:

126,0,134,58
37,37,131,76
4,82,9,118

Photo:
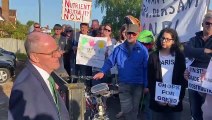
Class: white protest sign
76,34,107,68
141,0,209,42
155,82,181,105
62,0,92,23
202,58,212,91
188,66,212,94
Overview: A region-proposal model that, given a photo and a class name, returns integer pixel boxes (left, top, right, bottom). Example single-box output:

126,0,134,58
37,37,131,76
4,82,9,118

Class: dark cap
127,24,139,33
53,24,62,30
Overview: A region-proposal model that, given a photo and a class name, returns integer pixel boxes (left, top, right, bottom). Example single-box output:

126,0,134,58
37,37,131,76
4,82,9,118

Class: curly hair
155,28,181,55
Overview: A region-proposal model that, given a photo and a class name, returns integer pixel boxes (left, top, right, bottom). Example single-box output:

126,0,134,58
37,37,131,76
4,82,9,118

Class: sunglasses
104,28,111,32
34,26,40,28
127,32,137,36
205,21,212,26
66,30,72,32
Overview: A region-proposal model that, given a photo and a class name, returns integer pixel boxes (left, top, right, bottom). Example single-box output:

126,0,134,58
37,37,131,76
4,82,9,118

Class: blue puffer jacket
101,41,149,87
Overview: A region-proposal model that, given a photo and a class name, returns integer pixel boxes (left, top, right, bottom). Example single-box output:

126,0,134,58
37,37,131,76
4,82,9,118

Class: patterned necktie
48,76,61,119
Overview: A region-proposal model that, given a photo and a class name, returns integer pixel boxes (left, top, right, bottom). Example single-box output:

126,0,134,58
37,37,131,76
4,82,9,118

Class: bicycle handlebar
70,75,93,80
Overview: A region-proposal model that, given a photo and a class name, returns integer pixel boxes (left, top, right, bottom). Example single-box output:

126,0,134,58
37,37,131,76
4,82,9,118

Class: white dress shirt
33,64,54,97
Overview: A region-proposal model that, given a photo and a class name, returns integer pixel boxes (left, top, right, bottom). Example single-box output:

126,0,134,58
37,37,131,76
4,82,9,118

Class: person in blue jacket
93,24,148,120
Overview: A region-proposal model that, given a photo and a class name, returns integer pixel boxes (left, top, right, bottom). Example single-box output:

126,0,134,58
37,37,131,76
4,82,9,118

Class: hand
144,88,149,94
168,103,176,107
157,101,167,106
200,70,207,80
93,72,104,80
184,69,190,80
204,48,212,54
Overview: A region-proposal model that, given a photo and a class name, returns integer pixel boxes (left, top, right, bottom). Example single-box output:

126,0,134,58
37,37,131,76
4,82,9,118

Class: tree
94,0,142,38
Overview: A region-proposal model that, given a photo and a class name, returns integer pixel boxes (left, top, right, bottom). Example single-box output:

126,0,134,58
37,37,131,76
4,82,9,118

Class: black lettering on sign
142,20,179,36
178,0,199,13
188,75,200,82
160,59,175,65
162,90,175,96
157,96,177,104
188,67,203,74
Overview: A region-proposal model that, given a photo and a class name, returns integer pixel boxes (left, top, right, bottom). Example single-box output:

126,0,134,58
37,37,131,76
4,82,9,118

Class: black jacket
184,31,212,68
148,51,187,112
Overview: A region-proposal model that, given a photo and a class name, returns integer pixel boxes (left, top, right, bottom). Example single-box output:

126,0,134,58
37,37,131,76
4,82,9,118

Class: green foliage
95,0,142,38
15,53,27,61
0,20,34,40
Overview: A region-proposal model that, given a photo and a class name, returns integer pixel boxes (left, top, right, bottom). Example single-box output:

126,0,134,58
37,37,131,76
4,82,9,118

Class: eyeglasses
66,30,72,32
33,47,63,58
160,37,173,42
127,32,137,36
205,21,212,26
104,28,111,32
34,26,40,28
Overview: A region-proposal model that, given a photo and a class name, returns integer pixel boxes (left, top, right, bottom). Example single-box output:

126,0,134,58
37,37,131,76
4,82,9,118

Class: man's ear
29,53,39,63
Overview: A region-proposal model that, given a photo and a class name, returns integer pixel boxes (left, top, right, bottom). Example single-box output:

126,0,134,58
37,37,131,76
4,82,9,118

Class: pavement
0,60,192,120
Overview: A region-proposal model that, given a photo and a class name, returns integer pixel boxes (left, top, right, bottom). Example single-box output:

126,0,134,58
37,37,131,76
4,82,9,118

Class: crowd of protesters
9,13,212,120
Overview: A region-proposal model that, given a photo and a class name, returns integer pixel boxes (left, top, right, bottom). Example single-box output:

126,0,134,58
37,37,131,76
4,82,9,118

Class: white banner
188,66,212,94
155,82,181,105
62,0,92,23
141,0,209,42
202,58,212,91
76,34,107,68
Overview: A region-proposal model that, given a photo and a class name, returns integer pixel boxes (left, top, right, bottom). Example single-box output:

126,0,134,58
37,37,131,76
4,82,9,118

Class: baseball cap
137,30,154,43
127,24,139,33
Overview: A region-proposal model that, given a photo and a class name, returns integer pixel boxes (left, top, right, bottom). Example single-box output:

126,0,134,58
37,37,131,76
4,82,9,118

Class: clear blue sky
0,0,212,29
0,0,105,29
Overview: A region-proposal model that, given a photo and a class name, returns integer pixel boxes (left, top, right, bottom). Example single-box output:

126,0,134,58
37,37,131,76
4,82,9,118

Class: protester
33,23,41,32
103,23,117,58
90,19,100,37
63,25,75,75
52,24,69,77
93,24,148,120
184,13,212,120
115,24,127,119
96,25,105,37
137,30,155,120
8,32,70,120
148,28,187,120
117,24,127,45
74,23,92,84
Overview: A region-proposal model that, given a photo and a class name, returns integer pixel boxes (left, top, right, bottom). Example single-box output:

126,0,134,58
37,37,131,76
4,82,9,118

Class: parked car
0,48,16,59
0,60,15,84
0,48,16,67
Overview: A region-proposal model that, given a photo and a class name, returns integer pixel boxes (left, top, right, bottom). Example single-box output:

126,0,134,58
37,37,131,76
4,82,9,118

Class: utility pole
38,0,41,25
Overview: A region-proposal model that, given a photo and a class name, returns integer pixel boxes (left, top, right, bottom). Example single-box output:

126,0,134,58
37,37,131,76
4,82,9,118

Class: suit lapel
25,61,58,111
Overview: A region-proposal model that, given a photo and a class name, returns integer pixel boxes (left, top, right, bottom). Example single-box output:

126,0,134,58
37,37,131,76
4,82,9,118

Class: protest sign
141,0,209,42
188,66,212,94
76,34,107,68
202,58,212,91
155,82,181,105
62,0,92,23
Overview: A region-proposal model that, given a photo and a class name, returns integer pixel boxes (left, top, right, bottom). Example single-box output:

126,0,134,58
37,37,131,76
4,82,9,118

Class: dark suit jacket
8,61,70,120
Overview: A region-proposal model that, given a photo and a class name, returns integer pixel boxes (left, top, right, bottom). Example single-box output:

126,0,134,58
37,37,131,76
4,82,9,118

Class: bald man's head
25,32,56,57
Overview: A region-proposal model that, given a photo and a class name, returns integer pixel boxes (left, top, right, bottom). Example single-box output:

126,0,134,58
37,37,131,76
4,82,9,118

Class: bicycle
70,75,119,120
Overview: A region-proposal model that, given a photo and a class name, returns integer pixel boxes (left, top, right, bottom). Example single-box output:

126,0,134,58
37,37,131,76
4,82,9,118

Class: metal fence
0,38,26,53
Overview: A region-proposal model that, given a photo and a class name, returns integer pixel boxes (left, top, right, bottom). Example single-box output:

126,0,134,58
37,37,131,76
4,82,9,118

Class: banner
76,34,107,68
188,66,212,94
62,0,92,23
141,0,209,42
202,58,212,91
155,82,181,105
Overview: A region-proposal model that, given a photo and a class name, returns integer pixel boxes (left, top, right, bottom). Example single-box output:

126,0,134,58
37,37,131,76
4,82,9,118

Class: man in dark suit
8,32,70,120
